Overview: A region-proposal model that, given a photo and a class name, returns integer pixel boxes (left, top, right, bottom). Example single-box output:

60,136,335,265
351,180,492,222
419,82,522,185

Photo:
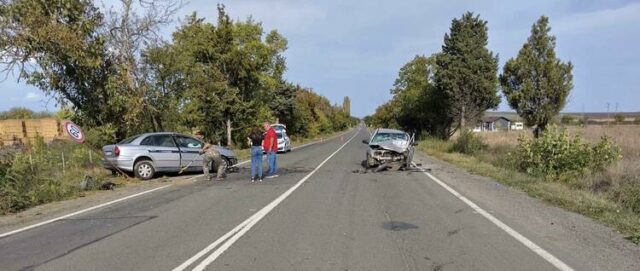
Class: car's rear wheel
134,160,155,180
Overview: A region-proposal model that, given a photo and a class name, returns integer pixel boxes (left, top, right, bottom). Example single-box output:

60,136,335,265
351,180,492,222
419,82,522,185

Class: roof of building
482,116,511,123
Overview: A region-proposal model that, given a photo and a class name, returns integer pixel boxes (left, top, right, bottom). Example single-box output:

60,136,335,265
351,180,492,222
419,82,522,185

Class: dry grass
479,125,640,190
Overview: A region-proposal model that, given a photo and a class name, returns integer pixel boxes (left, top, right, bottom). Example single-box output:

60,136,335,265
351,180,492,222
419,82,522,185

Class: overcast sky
1,0,639,117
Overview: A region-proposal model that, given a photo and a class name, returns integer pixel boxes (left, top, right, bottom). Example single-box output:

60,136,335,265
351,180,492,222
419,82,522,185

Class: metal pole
89,150,93,164
607,103,610,126
62,152,66,175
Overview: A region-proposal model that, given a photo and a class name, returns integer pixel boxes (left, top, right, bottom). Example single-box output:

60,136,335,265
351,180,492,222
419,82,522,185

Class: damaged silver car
363,128,416,171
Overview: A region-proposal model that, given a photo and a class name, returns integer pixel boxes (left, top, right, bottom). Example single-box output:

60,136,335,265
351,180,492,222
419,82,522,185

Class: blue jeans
251,146,263,179
267,151,277,175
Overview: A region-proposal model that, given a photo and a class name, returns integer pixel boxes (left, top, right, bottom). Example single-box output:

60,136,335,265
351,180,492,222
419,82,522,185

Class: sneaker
251,178,255,183
259,177,263,182
266,174,278,179
215,177,224,181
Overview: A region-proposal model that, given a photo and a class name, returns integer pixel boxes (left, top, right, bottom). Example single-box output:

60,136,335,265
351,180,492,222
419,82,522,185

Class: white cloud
555,2,640,33
25,92,40,102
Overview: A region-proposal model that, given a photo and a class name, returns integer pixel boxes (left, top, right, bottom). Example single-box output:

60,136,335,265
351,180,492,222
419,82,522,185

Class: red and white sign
63,121,85,143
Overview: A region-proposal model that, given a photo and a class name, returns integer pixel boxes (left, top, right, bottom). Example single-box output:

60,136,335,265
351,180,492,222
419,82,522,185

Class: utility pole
582,104,586,127
606,102,610,126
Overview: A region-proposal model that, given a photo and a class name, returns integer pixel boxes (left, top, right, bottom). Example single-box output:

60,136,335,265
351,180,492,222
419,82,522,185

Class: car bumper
102,157,135,172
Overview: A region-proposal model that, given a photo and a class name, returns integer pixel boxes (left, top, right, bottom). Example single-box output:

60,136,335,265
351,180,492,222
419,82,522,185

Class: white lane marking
419,169,574,271
173,128,361,271
186,129,353,182
0,185,172,239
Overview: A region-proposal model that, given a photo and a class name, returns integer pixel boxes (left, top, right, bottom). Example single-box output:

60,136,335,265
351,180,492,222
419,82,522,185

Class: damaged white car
363,128,416,171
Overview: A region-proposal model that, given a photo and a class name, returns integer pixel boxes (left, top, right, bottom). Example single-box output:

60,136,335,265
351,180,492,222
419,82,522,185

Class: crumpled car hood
370,139,410,153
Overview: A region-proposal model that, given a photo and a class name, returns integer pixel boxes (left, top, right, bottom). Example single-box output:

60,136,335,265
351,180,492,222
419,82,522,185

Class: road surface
1,126,638,270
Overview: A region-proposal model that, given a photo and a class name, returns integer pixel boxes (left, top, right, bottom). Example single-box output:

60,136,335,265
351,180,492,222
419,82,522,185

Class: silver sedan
102,132,237,180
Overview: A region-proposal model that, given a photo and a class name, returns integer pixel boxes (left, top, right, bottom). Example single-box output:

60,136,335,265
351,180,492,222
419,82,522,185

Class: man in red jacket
263,122,279,178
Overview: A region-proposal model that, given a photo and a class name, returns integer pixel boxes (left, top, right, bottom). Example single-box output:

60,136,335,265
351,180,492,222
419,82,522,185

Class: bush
84,124,117,149
0,138,107,214
452,130,486,155
512,126,621,180
613,182,640,213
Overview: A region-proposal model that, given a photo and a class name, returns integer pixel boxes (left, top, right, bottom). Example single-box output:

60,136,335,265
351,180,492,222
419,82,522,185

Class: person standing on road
263,122,278,178
249,126,264,182
199,136,226,181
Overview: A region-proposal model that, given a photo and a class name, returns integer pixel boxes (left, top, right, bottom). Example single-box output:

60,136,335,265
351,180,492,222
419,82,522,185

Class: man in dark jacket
262,122,278,178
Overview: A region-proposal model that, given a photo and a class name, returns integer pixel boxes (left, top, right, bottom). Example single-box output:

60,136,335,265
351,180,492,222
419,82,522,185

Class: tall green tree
342,96,351,116
435,12,500,135
500,16,573,137
0,0,181,139
0,0,117,129
391,55,451,138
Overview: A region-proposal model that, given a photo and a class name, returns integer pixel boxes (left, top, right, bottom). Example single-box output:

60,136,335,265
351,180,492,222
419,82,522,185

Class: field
479,125,640,191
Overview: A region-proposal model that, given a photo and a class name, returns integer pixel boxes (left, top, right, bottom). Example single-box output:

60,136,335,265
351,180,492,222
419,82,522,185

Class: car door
140,134,181,171
175,135,204,170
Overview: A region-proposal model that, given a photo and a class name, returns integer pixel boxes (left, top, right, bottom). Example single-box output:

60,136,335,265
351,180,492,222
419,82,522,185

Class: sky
1,0,639,117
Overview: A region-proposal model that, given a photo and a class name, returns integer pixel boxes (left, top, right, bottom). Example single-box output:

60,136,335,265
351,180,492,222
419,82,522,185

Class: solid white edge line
418,169,574,271
172,128,360,271
369,123,570,270
0,184,172,239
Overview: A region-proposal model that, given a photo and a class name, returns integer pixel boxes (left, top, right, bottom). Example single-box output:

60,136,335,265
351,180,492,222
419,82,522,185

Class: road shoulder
412,152,640,271
0,177,186,235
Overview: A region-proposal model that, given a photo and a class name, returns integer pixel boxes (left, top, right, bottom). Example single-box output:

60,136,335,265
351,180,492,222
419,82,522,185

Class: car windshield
371,132,408,143
118,135,139,144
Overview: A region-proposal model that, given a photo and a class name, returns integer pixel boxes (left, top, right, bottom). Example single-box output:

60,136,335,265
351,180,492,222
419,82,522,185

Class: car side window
140,135,176,147
140,136,156,146
177,136,203,148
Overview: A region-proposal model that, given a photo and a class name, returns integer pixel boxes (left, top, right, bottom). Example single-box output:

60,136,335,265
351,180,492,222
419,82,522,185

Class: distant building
473,116,512,132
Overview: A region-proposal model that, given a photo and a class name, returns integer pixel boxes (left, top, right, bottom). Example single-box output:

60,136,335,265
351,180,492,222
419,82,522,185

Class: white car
268,124,291,153
276,130,292,153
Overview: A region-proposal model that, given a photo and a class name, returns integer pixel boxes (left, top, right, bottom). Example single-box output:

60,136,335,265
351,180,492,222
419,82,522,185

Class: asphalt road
1,126,638,271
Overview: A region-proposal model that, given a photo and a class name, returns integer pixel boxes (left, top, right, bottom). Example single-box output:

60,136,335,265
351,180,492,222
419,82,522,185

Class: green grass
417,138,640,244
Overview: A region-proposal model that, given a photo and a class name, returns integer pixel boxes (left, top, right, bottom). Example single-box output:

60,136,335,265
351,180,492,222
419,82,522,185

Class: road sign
63,121,85,143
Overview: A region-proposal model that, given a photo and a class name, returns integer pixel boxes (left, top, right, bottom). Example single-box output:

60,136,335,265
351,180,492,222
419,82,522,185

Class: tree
0,0,118,130
500,16,573,137
369,100,400,130
391,55,451,138
103,0,182,133
435,12,500,135
342,96,351,116
0,0,182,140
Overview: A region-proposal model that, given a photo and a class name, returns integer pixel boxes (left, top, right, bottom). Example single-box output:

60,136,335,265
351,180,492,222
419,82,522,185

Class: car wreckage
363,128,416,172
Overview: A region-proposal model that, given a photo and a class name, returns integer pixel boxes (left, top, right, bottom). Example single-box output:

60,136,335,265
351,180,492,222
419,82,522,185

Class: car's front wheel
134,160,155,180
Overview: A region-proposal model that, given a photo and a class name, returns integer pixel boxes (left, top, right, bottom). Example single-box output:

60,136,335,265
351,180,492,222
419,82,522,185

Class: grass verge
417,138,640,244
